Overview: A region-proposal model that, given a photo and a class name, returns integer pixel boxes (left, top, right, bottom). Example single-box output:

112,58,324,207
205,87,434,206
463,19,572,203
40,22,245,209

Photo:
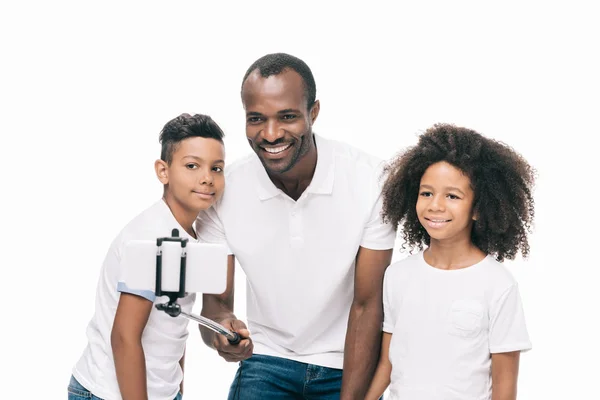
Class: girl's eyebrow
419,184,466,196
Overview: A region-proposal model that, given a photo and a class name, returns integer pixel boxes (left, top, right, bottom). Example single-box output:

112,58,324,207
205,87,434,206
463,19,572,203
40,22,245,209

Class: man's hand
214,318,253,362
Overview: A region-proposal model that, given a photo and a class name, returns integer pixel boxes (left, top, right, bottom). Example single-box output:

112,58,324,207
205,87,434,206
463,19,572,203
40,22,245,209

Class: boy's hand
214,318,253,362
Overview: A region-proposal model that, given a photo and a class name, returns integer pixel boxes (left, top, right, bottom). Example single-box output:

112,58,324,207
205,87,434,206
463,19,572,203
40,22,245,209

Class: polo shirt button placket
290,207,303,248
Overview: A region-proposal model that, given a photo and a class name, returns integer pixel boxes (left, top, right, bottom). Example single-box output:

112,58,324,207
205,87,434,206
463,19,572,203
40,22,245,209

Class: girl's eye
448,194,460,200
420,191,432,197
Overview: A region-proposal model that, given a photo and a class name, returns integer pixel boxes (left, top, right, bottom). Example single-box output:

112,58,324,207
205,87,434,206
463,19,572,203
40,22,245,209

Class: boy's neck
425,238,486,270
161,195,198,239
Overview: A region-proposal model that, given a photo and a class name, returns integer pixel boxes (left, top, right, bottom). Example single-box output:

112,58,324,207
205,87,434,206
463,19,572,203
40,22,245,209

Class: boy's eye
186,164,198,170
447,194,460,200
212,166,224,173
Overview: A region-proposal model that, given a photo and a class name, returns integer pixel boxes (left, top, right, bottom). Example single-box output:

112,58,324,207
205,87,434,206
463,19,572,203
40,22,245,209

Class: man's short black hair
241,53,317,109
159,113,224,164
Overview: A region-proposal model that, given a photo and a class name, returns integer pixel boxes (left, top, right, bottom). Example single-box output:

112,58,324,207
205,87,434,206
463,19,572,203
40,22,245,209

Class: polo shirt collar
254,134,335,200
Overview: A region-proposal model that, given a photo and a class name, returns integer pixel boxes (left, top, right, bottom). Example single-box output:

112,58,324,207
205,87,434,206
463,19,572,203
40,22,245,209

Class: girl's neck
162,195,197,239
424,238,486,270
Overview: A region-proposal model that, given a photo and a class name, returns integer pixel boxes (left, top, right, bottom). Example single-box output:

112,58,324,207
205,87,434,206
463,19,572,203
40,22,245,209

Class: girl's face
416,161,477,244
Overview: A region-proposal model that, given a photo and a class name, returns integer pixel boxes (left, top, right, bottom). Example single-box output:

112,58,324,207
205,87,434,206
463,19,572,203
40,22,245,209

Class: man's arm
340,246,393,400
491,351,520,400
111,292,153,400
200,255,253,362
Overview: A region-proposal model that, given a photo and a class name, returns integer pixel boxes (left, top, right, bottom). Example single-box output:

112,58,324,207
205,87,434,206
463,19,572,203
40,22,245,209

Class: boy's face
416,161,477,244
157,137,225,213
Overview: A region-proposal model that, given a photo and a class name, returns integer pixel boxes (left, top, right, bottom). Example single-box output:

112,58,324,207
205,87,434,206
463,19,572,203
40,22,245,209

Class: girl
366,123,535,400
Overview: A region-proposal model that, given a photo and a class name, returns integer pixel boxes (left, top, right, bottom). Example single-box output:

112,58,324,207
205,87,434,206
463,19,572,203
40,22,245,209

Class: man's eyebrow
246,111,263,116
277,109,300,114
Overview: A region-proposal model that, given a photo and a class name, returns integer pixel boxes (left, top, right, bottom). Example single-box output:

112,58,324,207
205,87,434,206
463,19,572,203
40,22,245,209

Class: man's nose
262,119,284,143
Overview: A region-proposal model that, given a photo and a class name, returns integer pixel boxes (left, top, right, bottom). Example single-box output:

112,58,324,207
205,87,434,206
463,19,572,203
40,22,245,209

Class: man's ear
155,159,169,185
309,99,320,124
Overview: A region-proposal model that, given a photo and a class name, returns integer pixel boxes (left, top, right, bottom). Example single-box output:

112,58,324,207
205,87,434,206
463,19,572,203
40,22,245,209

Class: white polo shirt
73,200,197,400
196,134,396,369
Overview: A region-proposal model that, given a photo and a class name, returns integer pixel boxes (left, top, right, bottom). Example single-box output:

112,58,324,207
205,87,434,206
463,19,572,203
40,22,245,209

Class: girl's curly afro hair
381,123,535,262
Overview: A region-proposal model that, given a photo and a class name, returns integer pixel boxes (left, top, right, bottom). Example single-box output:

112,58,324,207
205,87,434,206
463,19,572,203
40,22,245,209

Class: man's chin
259,157,294,174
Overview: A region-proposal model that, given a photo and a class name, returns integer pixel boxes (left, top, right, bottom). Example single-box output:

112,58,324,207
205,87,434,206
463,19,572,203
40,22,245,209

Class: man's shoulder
325,136,384,169
322,136,386,182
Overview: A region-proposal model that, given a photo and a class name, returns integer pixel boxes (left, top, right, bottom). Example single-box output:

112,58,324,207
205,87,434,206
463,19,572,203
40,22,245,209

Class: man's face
242,69,319,175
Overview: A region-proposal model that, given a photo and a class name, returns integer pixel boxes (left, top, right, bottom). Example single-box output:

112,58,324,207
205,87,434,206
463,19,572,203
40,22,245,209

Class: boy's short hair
159,113,225,164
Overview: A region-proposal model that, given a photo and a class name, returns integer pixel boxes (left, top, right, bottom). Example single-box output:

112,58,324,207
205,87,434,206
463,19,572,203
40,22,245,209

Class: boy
69,113,226,400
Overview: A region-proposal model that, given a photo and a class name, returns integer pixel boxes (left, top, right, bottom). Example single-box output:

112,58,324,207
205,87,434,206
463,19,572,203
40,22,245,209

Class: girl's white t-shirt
383,252,531,400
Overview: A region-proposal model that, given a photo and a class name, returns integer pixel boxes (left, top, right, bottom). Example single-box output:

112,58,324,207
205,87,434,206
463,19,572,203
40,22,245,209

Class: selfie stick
154,229,240,345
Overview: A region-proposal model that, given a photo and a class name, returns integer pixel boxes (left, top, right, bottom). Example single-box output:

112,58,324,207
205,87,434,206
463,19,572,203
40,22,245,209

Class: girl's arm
491,351,520,400
111,292,153,400
364,332,393,400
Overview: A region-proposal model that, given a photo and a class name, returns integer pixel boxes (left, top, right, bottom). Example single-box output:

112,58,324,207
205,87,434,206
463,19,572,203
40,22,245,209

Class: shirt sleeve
382,269,395,333
489,284,532,353
360,163,397,250
196,205,233,255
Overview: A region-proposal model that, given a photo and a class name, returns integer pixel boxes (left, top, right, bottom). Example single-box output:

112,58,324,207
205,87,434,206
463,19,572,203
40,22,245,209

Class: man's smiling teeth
263,143,291,154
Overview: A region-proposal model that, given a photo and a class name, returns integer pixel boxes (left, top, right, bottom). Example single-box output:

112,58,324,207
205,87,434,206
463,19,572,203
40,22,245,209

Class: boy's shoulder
114,200,176,245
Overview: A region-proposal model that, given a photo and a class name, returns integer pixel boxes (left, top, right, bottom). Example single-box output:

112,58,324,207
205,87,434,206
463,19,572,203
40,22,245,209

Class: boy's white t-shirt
383,252,531,400
72,200,197,400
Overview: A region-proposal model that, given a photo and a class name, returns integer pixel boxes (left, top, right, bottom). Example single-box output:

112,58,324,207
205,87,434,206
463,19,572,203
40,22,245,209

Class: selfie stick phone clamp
154,229,241,345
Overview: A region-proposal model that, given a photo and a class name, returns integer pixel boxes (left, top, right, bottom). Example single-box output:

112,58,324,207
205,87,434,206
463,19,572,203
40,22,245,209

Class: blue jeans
67,375,183,400
228,354,344,400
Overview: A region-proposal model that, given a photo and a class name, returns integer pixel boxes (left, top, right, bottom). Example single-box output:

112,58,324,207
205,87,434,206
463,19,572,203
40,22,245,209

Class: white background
1,0,598,398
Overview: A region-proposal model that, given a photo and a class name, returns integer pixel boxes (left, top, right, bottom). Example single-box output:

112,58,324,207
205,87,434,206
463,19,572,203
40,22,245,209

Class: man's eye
282,114,296,120
247,117,262,123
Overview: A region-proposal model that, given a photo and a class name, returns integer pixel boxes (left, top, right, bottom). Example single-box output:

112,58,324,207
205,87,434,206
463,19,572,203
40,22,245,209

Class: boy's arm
200,255,253,362
340,247,393,400
179,348,185,395
365,332,392,400
491,351,520,400
111,292,153,400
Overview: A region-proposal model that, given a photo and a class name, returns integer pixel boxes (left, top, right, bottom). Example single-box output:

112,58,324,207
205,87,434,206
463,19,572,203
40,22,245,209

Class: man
198,53,395,399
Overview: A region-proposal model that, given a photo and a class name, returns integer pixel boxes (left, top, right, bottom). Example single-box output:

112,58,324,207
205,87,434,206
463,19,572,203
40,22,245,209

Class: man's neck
268,142,318,201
